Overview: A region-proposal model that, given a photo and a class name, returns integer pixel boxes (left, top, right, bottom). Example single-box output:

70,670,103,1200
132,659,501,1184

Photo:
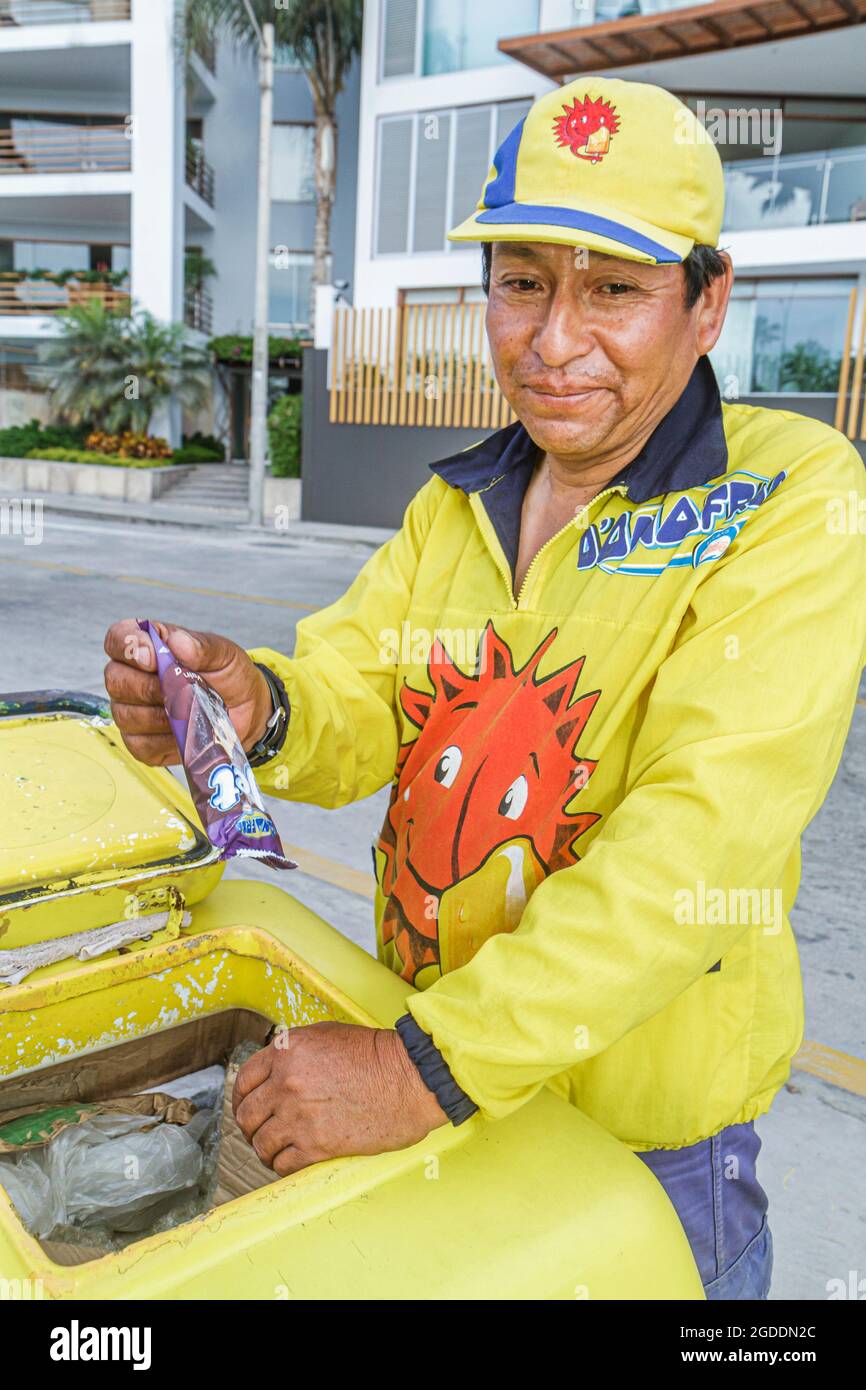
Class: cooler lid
0,692,219,921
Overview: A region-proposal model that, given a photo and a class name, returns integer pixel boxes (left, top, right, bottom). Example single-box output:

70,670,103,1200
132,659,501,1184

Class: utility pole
246,7,273,528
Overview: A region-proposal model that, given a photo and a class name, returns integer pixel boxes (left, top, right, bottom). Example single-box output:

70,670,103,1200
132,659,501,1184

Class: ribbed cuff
395,1013,479,1127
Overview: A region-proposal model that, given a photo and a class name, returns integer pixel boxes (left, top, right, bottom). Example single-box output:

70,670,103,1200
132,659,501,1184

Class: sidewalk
23,488,395,548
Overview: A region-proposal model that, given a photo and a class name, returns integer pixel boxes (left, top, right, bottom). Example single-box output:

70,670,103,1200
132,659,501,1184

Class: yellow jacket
250,359,866,1150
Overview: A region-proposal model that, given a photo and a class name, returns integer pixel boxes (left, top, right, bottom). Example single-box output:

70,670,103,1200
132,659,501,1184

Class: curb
26,491,395,547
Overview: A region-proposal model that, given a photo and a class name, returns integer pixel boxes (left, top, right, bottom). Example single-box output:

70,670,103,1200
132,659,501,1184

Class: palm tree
181,0,363,334
40,302,210,435
38,301,128,434
118,313,211,435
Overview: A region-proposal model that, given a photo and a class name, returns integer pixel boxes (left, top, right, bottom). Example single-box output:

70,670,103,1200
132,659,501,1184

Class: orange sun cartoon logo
375,622,602,985
553,94,620,163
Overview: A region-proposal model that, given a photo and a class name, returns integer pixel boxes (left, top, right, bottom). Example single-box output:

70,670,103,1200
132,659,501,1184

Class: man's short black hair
479,241,726,311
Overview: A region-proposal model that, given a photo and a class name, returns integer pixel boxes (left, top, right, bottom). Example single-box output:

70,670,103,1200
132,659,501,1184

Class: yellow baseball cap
448,76,724,265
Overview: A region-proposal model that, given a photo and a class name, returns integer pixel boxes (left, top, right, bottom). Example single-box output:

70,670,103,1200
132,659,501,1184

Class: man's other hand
233,1022,450,1175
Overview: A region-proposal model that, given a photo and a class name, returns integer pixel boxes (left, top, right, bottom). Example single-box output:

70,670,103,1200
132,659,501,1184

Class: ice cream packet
138,619,296,871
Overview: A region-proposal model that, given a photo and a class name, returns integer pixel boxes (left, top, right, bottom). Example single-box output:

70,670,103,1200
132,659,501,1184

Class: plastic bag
0,1153,61,1237
138,1064,226,1114
0,1109,215,1239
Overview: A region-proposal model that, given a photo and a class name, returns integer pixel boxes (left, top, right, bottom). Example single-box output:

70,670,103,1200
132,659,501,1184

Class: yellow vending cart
0,693,704,1300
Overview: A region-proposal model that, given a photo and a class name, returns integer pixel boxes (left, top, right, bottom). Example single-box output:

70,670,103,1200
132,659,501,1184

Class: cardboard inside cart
0,693,704,1300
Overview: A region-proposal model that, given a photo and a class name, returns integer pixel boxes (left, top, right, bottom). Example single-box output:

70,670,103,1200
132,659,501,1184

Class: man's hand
103,618,273,765
233,1023,450,1175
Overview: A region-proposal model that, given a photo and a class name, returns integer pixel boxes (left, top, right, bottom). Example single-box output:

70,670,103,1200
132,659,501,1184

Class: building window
710,279,858,395
268,249,314,332
271,123,315,203
374,99,532,257
0,239,129,276
380,0,539,79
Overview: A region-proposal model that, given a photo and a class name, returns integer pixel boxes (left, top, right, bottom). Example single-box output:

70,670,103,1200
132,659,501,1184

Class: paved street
1,509,864,1301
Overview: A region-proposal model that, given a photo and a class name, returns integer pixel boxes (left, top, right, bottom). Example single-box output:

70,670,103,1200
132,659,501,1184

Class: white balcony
0,1,131,40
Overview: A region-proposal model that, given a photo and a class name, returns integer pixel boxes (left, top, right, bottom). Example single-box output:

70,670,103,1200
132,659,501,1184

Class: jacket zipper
509,483,628,610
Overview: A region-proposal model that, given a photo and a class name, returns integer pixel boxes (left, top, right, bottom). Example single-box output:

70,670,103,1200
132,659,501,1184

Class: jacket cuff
395,1014,479,1127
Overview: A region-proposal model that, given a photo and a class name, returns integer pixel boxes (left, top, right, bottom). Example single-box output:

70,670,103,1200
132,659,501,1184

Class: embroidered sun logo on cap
553,95,621,164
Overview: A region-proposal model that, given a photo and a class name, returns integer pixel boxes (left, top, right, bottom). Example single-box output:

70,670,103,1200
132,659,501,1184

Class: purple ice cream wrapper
138,620,295,871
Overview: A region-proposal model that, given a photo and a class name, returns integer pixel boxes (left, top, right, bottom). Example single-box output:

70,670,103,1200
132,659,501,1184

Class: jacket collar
428,354,728,505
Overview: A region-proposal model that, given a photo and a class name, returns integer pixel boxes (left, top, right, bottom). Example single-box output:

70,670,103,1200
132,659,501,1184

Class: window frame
267,245,316,332
270,120,317,205
379,0,540,82
373,99,531,259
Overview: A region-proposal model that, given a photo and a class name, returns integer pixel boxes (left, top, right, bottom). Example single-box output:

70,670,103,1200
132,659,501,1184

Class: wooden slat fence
835,284,866,442
328,304,516,429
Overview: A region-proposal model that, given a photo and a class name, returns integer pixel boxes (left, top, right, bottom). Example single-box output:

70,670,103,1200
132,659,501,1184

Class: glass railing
723,145,866,231
0,1,131,24
593,0,706,19
0,121,131,174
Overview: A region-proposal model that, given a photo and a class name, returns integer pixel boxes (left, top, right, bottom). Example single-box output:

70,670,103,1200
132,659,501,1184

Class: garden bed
0,455,199,504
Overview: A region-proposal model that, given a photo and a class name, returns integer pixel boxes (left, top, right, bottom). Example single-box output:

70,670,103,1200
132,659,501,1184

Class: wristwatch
246,663,291,767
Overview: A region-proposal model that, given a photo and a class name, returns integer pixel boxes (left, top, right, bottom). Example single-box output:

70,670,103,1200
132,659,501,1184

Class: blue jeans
637,1121,773,1300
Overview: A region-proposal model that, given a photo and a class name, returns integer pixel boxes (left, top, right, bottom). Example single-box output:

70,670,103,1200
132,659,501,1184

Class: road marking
793,1039,866,1100
0,554,317,611
282,843,376,900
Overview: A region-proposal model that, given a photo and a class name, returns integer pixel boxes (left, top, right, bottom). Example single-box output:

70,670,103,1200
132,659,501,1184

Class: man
104,77,866,1299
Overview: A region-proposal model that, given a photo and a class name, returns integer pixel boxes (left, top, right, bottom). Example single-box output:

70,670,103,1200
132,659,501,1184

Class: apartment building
0,0,360,448
356,0,866,411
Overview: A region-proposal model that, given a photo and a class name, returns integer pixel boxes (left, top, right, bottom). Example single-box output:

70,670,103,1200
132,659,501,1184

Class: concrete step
162,465,251,505
168,483,250,500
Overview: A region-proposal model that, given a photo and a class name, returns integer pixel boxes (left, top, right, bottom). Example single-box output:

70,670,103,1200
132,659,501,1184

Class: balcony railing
0,122,130,174
0,276,130,315
594,0,701,16
184,287,213,335
0,1,131,24
723,145,866,232
185,142,215,207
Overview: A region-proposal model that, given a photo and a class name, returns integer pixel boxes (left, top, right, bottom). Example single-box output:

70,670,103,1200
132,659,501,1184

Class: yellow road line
0,555,317,611
282,843,376,900
793,1040,866,1100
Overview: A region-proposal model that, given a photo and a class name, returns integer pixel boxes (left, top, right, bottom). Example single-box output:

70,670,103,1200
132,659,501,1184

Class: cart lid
0,692,222,947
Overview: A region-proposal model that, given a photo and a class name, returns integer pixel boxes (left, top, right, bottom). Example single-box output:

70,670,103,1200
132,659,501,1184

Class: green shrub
209,334,302,366
0,418,86,458
25,448,170,468
267,394,302,478
182,430,226,459
171,444,224,463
